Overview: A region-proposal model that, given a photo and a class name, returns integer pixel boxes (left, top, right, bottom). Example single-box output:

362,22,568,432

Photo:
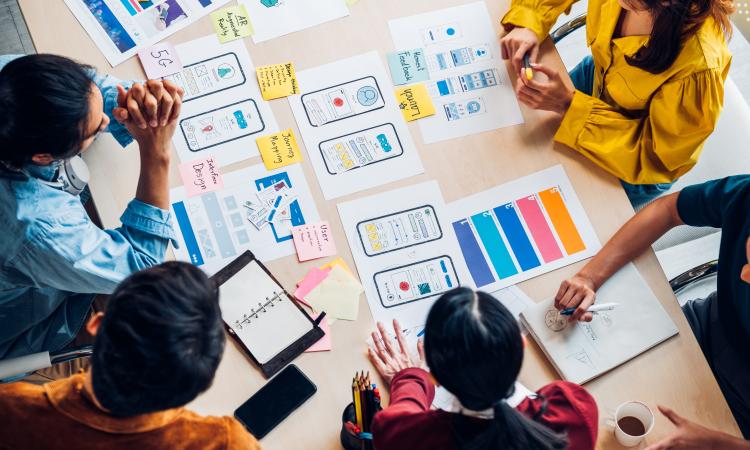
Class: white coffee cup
613,401,655,447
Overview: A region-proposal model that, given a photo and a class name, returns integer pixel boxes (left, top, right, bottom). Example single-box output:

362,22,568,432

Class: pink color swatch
516,195,563,263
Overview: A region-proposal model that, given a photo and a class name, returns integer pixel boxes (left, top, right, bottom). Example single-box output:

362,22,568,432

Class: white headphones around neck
37,156,91,196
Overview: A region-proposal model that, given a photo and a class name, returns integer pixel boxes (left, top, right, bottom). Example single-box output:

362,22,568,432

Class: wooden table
19,0,741,448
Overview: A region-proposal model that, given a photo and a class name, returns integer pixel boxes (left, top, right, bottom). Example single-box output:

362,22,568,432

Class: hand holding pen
555,273,598,322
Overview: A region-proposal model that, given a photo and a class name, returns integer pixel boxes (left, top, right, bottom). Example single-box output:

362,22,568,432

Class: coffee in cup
613,401,655,447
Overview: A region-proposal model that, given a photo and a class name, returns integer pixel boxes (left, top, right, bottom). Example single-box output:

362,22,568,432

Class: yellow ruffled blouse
502,0,732,184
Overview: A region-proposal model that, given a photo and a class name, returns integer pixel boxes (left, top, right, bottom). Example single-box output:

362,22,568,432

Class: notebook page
520,263,678,384
219,260,311,364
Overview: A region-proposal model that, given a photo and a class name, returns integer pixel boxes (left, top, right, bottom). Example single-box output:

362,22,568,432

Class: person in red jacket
368,287,599,450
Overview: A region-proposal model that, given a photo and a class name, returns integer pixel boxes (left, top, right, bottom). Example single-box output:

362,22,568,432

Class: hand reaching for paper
368,319,426,385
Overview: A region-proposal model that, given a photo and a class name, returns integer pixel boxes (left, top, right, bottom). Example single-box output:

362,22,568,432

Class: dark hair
625,0,733,73
425,288,567,450
0,54,94,167
91,262,225,417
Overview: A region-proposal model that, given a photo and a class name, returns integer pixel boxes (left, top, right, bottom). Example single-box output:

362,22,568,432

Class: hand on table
368,319,426,385
500,27,540,76
645,406,749,450
555,273,596,322
515,63,575,115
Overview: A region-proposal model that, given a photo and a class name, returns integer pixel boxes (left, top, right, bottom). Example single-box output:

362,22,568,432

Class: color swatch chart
446,166,601,293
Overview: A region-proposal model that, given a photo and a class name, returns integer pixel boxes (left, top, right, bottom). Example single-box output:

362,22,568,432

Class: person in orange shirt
500,0,733,208
0,262,261,450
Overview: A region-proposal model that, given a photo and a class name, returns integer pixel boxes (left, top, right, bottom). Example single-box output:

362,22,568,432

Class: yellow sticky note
319,257,354,277
345,0,359,4
395,83,436,122
256,129,302,170
257,63,299,100
211,5,253,43
306,265,363,321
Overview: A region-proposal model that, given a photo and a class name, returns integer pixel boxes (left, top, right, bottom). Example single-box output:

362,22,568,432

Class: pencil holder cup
340,402,363,450
340,402,373,450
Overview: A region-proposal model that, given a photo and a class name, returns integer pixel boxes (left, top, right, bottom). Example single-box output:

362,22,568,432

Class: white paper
238,0,349,43
167,35,279,166
170,163,320,275
446,165,601,293
490,286,535,321
388,2,523,143
289,52,424,200
219,260,311,364
433,381,534,412
338,181,471,329
521,264,679,384
65,0,231,67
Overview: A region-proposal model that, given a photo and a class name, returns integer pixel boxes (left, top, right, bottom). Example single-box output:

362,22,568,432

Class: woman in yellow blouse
500,0,733,207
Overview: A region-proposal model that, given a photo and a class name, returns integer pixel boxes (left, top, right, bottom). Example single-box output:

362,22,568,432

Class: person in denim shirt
0,54,184,360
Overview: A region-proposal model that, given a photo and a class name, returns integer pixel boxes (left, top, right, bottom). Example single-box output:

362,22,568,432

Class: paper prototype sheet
388,2,523,143
521,263,679,384
446,165,601,293
289,51,423,200
65,0,231,66
170,163,319,275
239,0,349,43
338,181,470,329
167,35,279,166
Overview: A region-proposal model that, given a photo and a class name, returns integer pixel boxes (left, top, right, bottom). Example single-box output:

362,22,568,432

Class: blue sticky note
387,49,430,85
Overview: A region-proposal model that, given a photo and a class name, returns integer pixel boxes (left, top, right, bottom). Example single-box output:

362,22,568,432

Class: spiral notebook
211,251,325,378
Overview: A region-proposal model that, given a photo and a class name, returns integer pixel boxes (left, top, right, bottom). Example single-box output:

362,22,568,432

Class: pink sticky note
178,156,224,198
305,314,331,353
138,42,183,80
294,267,332,306
292,221,337,262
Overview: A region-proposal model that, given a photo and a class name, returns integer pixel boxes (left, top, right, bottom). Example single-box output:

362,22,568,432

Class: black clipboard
211,251,326,378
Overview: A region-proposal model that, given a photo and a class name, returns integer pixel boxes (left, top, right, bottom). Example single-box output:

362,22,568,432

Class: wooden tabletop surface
18,0,741,448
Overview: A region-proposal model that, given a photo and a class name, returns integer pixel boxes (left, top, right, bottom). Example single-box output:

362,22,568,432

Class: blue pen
560,302,619,316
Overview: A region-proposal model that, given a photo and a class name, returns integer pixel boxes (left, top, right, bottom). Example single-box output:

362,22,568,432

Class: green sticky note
211,5,253,43
387,48,430,85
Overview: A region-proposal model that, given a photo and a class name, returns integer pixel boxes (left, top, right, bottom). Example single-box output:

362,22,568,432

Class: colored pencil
353,378,363,430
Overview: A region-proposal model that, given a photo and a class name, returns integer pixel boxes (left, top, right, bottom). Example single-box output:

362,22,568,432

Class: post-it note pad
256,129,303,170
387,49,430,85
306,265,363,321
178,156,224,197
396,84,436,122
211,5,253,43
256,63,299,100
305,314,332,353
138,42,182,80
292,221,336,262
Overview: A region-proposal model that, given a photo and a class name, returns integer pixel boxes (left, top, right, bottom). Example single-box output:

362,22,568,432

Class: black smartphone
234,364,317,439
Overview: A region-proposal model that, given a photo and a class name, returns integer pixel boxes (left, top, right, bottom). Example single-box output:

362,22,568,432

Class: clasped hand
112,80,184,159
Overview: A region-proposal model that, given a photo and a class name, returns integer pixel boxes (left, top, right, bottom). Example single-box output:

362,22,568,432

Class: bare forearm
579,193,683,289
135,144,171,210
721,435,750,450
